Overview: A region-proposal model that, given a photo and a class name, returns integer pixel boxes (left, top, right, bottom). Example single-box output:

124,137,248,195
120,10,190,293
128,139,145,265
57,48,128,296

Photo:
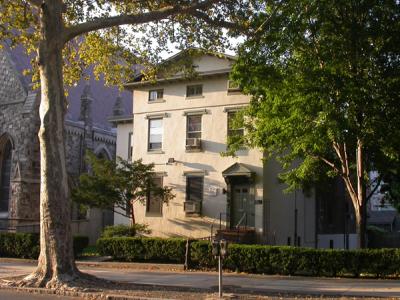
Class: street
1,260,400,298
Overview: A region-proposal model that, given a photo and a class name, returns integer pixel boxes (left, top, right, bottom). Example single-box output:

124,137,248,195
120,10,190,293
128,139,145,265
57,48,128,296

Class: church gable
0,50,27,106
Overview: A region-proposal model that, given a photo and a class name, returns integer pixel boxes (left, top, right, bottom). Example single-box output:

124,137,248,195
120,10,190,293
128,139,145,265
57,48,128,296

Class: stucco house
110,49,357,248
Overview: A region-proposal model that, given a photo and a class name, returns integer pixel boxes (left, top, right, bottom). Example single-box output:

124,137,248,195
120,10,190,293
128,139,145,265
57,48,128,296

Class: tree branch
112,208,130,219
27,0,42,7
63,0,222,43
366,176,382,201
189,10,247,32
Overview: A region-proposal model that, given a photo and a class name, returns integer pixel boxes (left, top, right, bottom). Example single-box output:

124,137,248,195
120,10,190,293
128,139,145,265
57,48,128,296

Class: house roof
162,47,237,63
124,68,231,89
368,210,397,225
125,48,235,89
107,114,134,124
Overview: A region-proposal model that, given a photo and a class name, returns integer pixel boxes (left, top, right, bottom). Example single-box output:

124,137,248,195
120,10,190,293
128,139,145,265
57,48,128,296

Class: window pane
149,89,163,101
187,115,202,135
187,85,202,97
147,177,163,214
186,176,203,202
227,111,244,138
149,118,163,150
128,132,133,159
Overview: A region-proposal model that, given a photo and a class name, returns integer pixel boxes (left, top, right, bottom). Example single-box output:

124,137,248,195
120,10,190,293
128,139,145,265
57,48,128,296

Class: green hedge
73,235,89,257
97,237,186,263
190,241,400,277
0,233,89,259
0,232,40,259
97,237,400,278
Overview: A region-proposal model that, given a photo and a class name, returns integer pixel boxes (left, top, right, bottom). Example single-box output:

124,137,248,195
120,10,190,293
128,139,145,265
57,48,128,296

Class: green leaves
229,0,400,191
71,152,174,215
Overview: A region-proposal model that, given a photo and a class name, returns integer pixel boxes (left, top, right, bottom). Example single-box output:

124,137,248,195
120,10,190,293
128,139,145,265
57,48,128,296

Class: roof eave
124,69,231,90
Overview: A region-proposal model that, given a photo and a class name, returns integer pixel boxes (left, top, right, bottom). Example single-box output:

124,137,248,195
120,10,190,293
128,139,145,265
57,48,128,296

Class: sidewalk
1,259,400,298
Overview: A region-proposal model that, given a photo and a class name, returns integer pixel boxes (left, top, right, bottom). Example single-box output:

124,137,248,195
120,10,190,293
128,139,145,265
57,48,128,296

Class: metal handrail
210,212,228,240
235,212,247,229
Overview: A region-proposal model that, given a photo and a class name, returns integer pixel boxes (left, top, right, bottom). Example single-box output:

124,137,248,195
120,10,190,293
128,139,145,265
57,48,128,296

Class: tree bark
21,0,80,287
130,199,136,225
355,139,367,248
332,140,367,248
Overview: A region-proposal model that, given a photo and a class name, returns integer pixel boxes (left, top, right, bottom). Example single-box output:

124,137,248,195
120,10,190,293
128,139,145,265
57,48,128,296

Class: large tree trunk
21,0,80,288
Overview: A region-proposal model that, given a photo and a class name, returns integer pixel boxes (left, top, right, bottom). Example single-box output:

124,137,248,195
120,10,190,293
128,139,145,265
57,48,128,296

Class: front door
231,184,255,228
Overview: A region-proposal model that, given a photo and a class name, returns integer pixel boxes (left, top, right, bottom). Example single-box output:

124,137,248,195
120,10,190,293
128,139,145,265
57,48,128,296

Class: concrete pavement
0,289,80,300
1,260,400,298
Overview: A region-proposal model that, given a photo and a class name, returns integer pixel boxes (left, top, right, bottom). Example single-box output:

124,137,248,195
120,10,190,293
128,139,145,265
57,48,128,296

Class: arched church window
0,140,12,213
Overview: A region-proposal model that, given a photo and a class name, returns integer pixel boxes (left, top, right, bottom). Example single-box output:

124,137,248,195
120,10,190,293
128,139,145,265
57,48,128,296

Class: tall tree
0,0,254,287
72,152,174,224
229,0,400,248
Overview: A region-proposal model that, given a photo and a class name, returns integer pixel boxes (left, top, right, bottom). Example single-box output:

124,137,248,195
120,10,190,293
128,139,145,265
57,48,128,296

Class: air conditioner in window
184,201,201,213
186,138,202,150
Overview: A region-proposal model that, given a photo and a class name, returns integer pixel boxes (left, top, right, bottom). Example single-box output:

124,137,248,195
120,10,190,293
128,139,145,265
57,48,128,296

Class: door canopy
222,163,254,184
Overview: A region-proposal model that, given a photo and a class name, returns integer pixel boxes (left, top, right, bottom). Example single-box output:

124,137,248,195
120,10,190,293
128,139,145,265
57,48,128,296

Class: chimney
79,83,93,125
112,95,125,116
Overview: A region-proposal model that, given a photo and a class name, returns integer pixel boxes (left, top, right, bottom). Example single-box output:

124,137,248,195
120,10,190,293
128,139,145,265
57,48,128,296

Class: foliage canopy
229,0,400,247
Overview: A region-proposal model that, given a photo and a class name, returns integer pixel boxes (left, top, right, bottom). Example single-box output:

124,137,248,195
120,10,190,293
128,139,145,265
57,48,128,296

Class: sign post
212,239,228,299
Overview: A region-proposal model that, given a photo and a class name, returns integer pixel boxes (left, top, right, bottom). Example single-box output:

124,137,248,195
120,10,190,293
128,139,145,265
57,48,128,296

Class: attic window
227,80,241,92
149,89,164,102
186,85,203,97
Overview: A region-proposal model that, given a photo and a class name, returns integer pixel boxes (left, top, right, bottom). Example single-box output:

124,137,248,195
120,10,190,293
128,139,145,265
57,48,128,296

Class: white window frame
148,118,163,151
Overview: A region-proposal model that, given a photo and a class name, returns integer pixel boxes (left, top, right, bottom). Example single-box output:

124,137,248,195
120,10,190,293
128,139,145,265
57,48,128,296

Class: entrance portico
222,163,255,229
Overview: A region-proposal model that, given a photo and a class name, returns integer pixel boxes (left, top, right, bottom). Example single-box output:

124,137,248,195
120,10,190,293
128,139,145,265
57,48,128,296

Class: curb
0,258,185,272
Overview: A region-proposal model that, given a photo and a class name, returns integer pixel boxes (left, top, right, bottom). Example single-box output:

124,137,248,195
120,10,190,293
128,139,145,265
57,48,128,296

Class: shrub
0,232,89,259
97,237,186,263
0,232,40,259
73,235,89,257
94,236,400,278
191,241,400,278
101,224,151,238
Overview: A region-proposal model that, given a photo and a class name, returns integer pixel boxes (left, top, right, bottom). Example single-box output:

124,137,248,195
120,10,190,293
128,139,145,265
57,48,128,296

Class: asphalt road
1,260,400,298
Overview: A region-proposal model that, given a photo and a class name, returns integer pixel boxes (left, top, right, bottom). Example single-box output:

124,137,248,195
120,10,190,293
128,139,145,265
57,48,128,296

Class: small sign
208,185,219,196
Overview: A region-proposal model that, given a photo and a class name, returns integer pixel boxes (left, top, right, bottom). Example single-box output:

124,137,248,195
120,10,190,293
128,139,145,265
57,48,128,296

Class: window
227,80,241,92
146,176,163,215
148,89,164,102
186,84,203,97
186,176,204,202
148,118,163,151
187,115,202,139
227,111,244,138
0,140,12,213
128,132,133,159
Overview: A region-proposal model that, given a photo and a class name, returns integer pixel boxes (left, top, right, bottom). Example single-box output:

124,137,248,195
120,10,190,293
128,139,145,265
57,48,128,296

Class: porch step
216,228,256,244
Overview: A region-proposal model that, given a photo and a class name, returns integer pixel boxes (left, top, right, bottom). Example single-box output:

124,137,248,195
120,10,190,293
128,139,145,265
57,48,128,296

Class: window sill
227,90,242,95
185,95,204,100
148,99,166,104
147,150,165,154
185,148,203,153
145,212,163,217
185,212,202,217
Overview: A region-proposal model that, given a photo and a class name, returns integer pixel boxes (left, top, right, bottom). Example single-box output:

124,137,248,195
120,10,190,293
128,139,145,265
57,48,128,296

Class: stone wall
0,50,41,221
1,49,117,243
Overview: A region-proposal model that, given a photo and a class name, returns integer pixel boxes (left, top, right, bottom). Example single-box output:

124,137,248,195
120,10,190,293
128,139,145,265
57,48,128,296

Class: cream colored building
110,50,324,246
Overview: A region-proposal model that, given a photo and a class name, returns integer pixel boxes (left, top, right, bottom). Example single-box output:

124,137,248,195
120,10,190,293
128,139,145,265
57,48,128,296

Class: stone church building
0,47,130,243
